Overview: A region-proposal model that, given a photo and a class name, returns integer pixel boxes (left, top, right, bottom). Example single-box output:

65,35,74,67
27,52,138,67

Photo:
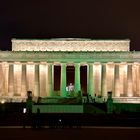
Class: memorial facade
0,38,140,103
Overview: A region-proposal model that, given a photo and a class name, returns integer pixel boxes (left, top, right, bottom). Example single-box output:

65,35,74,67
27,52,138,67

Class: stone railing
0,96,27,102
113,97,140,103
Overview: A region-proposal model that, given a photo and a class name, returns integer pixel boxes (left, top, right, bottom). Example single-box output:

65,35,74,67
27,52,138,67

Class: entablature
0,51,140,63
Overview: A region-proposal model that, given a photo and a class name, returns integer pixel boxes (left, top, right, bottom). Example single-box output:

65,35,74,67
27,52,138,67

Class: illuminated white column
2,62,9,96
106,62,115,96
39,63,47,97
114,64,120,97
60,63,67,97
0,63,3,95
26,62,35,95
119,63,127,96
14,62,22,96
132,63,140,96
8,63,14,97
34,64,40,97
93,63,101,96
127,64,133,97
88,63,94,96
48,63,53,97
137,63,140,96
136,63,140,96
74,63,81,93
45,64,49,97
132,64,136,96
124,63,128,96
21,63,27,97
101,64,107,97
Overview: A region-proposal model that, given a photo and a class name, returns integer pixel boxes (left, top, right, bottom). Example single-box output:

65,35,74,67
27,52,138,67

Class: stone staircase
83,103,106,114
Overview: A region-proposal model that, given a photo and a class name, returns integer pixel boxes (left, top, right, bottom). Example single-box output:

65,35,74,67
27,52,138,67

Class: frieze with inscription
0,51,140,63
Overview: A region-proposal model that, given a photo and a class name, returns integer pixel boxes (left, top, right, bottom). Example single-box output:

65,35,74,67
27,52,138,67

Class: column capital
120,62,127,65
107,62,114,64
88,63,93,66
47,62,53,65
61,63,67,66
40,62,47,64
74,63,80,67
101,63,106,66
94,62,101,65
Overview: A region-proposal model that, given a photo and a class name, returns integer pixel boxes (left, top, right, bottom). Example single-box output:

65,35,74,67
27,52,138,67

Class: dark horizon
0,0,140,51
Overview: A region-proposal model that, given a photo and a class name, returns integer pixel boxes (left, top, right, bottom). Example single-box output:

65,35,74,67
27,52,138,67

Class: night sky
0,0,140,51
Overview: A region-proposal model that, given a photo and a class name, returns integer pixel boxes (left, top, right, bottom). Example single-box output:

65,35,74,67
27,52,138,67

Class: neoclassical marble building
0,38,140,103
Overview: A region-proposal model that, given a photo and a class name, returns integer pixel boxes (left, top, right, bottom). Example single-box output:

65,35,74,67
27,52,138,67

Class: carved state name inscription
12,39,130,52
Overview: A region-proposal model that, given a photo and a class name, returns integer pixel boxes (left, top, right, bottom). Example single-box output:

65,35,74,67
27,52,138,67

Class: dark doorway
53,65,87,95
66,66,75,86
54,65,61,91
80,65,87,95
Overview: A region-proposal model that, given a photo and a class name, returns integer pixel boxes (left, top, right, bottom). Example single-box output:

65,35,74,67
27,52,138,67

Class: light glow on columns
119,62,127,95
14,62,22,95
132,63,139,96
114,64,120,97
39,63,47,97
1,100,5,104
93,63,101,96
127,64,133,97
26,62,35,94
106,62,114,94
2,62,9,95
135,63,140,96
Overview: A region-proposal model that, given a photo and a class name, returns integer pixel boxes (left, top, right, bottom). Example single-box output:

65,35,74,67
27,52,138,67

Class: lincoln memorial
0,38,140,103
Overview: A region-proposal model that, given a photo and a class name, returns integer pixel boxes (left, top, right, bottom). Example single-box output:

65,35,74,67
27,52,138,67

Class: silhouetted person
89,95,94,103
37,97,41,103
86,94,89,103
22,108,27,128
48,115,55,128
